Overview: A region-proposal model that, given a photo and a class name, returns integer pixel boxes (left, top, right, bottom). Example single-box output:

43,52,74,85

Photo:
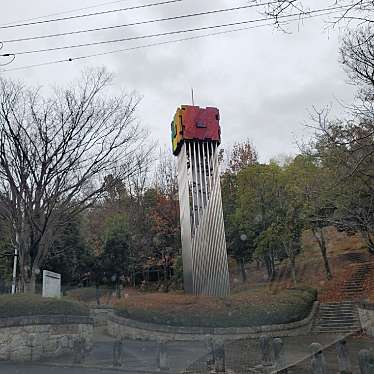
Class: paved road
0,363,150,373
1,333,373,374
45,338,209,372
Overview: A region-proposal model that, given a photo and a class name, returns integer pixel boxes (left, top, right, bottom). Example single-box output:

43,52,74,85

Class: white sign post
42,270,61,298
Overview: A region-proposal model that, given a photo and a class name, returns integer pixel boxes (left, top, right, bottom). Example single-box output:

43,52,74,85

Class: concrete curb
0,315,92,328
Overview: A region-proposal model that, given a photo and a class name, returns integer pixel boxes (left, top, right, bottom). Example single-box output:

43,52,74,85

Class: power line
0,23,277,73
0,0,137,27
2,2,279,44
0,0,183,30
0,8,347,74
0,3,358,57
0,54,15,66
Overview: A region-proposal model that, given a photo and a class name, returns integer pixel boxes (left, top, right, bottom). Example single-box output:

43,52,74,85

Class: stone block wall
90,306,113,327
0,315,93,362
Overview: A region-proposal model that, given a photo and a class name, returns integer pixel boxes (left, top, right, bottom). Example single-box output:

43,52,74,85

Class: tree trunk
361,231,374,254
27,273,37,293
237,258,247,283
270,249,276,281
17,231,42,294
264,256,271,280
22,273,36,293
283,240,297,286
116,280,121,299
312,227,332,280
95,284,101,305
290,256,297,286
264,253,275,282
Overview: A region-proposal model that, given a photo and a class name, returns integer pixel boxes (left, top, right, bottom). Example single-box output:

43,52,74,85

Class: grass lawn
0,294,89,318
65,286,112,304
113,286,317,328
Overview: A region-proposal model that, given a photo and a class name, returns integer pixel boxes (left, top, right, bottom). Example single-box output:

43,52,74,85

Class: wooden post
213,339,226,373
336,339,352,374
273,337,288,373
205,337,215,370
113,339,124,367
260,335,273,367
157,340,168,371
310,343,327,374
358,349,374,374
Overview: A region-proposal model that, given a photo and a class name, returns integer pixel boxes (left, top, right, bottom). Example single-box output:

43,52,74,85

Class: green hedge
114,288,317,328
0,294,89,318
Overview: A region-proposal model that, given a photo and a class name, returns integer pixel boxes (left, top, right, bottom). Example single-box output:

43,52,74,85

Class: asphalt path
1,334,373,374
0,363,151,373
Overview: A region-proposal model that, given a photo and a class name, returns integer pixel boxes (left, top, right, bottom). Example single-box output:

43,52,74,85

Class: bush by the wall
0,294,89,318
65,287,111,303
114,287,317,328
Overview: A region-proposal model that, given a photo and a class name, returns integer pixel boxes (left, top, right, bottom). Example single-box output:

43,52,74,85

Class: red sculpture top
171,105,221,156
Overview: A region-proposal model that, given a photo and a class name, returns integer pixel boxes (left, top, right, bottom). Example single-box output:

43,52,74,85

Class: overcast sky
0,0,356,162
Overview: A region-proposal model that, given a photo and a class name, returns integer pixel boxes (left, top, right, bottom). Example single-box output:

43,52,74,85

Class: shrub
113,287,317,328
0,294,89,318
65,287,111,303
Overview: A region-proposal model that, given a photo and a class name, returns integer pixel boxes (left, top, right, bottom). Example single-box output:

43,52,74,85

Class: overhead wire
0,23,279,72
0,55,15,67
0,42,16,66
1,2,280,44
0,0,141,27
0,7,351,73
0,3,360,57
0,0,183,30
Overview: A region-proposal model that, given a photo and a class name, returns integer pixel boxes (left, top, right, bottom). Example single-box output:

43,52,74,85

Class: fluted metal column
177,140,230,297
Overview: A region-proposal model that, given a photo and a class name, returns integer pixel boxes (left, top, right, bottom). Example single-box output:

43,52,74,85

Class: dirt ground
229,227,373,303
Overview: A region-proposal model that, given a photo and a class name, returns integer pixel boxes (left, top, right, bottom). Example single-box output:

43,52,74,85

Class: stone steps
317,321,360,327
339,262,373,301
313,328,360,334
312,258,374,333
312,302,361,334
340,252,368,263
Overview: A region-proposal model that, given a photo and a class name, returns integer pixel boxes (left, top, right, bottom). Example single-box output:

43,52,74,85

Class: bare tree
305,26,374,253
265,0,373,29
318,26,374,180
153,148,178,199
0,68,151,292
341,26,374,88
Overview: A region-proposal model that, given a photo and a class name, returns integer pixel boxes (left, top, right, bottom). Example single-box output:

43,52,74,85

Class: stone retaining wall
0,315,93,362
108,302,318,342
358,302,374,337
90,305,113,327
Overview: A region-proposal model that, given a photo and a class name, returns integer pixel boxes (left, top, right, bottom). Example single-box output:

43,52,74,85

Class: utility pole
11,231,18,294
11,188,19,295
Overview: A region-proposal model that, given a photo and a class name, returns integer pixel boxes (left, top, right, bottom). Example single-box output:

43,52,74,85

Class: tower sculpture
171,105,230,297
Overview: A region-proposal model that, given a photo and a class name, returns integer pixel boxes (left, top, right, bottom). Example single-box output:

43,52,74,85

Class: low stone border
358,301,374,337
107,302,319,341
90,305,113,327
0,315,92,328
0,315,93,362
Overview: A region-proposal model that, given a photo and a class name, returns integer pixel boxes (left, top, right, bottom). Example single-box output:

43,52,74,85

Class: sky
0,0,356,162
